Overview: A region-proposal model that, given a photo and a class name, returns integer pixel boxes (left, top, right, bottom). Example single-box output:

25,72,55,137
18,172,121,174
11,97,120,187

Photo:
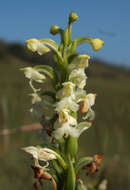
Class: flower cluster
53,55,96,140
21,12,105,190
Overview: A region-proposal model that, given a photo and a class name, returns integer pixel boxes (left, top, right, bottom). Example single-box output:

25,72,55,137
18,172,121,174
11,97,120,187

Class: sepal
34,65,54,79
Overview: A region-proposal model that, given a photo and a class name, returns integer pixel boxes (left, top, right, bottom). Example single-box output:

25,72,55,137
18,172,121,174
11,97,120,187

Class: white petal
53,122,79,139
21,67,46,83
59,109,77,125
75,89,87,102
29,93,42,104
22,146,38,159
55,97,79,112
83,108,95,121
87,93,96,106
53,124,67,139
26,39,50,55
38,148,57,161
69,68,87,89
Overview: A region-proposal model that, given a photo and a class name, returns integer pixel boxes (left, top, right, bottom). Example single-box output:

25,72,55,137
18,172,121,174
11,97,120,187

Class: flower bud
50,25,60,35
69,12,78,23
91,38,104,51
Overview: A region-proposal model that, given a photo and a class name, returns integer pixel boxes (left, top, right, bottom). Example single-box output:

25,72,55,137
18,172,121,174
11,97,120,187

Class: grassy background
0,40,130,190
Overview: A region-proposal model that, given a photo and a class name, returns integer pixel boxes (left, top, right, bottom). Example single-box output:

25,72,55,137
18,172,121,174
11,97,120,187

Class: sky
0,0,130,67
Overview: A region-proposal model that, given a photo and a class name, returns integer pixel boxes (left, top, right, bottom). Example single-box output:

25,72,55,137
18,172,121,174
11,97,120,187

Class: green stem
65,153,76,190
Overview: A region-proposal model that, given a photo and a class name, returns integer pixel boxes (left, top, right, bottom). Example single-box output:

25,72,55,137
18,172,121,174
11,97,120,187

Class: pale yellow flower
56,82,75,99
26,39,50,55
68,54,90,71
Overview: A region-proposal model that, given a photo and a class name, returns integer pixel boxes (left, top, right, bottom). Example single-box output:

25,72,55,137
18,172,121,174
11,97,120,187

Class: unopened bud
91,38,104,51
50,25,60,35
69,12,78,23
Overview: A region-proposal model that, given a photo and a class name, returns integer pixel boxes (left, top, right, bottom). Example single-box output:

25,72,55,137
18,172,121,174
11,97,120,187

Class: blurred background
0,0,130,189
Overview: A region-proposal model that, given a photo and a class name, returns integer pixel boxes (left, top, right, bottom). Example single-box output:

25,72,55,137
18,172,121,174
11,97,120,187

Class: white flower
29,93,42,104
79,93,96,113
68,54,90,71
21,67,46,83
59,109,77,125
69,68,87,89
56,82,75,99
53,121,91,139
55,97,79,112
91,38,104,51
22,146,57,168
26,39,50,55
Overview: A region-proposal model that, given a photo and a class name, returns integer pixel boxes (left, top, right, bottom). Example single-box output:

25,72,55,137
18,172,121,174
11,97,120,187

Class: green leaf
34,65,54,79
75,157,93,174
